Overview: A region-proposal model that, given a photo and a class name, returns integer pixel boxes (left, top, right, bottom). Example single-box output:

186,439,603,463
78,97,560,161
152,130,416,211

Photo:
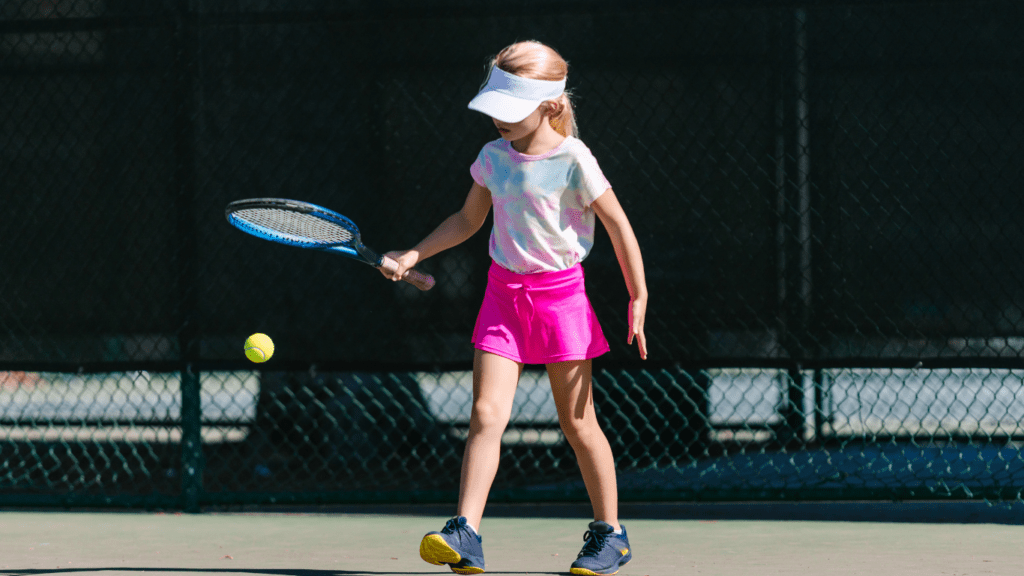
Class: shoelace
441,516,467,535
577,529,609,558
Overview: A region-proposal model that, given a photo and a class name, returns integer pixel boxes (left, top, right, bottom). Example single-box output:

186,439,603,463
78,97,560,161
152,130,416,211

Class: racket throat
354,243,384,267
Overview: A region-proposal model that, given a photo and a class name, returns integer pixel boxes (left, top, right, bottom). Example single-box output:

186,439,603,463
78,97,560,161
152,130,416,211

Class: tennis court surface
3,506,1024,576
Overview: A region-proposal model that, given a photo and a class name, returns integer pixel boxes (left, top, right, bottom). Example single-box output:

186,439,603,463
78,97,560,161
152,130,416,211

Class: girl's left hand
627,297,648,360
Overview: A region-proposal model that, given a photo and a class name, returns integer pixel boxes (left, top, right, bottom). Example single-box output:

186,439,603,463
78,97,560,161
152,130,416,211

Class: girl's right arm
381,181,492,281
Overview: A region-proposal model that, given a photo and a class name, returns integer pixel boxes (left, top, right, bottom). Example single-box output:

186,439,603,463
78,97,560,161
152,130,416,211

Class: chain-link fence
3,0,1024,509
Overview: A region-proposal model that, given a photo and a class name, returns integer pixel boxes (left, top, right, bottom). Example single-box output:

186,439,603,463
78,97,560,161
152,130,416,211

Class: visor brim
467,91,543,124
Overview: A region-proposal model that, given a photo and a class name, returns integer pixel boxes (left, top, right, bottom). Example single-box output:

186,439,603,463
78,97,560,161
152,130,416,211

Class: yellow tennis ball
244,333,274,363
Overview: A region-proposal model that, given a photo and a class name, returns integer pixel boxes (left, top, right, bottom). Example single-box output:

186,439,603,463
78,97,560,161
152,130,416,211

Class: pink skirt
471,261,610,364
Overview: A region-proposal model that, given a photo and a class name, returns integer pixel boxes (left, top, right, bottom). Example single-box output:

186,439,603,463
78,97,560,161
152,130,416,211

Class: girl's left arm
592,188,648,360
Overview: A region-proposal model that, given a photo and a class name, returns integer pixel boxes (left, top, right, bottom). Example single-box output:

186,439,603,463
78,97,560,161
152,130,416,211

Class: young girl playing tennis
381,40,647,576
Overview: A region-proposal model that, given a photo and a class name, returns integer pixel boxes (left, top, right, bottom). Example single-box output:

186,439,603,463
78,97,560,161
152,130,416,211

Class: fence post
180,366,203,511
776,8,813,445
173,0,202,513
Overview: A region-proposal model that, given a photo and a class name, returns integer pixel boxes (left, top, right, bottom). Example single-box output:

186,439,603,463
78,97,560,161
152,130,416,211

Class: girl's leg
547,359,619,529
457,349,523,531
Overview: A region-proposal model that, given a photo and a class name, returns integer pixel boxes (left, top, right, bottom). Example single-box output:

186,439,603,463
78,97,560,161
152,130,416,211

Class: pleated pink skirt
471,261,610,364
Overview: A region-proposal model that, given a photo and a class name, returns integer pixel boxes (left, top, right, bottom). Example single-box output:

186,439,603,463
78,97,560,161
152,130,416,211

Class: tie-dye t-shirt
469,136,611,274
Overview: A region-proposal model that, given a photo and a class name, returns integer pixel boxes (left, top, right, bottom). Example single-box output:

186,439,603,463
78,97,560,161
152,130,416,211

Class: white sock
467,523,479,535
612,527,623,534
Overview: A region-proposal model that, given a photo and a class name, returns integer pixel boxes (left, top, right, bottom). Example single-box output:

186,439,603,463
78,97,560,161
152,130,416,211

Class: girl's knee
559,415,604,446
470,399,511,434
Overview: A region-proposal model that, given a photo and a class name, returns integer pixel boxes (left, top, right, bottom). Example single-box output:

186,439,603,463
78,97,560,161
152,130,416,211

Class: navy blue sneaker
419,516,485,574
570,521,632,575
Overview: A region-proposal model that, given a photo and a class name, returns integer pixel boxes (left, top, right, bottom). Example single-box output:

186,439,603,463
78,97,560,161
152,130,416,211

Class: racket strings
234,207,355,246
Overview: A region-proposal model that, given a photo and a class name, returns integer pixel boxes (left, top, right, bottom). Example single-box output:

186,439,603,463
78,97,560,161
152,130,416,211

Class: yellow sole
451,565,486,575
420,534,462,566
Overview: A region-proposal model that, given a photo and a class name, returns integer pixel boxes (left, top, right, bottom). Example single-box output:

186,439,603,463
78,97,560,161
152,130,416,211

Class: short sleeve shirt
469,136,610,274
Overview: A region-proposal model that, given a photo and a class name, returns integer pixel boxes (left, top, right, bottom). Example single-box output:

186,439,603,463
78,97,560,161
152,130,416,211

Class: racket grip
380,255,436,291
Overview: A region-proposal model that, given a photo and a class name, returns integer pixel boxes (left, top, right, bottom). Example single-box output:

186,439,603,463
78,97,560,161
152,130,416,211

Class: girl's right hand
628,295,648,360
380,250,420,282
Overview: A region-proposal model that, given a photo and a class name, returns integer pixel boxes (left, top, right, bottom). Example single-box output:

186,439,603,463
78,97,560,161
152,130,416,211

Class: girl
382,40,647,576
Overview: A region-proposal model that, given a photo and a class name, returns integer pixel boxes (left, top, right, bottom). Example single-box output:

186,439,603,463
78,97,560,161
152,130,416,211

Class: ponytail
547,93,577,138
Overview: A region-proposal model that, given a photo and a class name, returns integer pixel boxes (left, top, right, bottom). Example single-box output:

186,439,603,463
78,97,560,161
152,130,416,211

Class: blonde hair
491,41,578,138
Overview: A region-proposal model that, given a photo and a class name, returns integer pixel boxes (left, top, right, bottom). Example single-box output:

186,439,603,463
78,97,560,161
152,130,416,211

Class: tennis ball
244,333,274,363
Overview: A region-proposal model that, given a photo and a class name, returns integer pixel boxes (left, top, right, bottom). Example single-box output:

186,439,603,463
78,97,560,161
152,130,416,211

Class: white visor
467,67,566,123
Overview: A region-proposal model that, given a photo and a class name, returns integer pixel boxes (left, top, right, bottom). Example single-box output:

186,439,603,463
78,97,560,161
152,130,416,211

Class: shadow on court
1,567,561,576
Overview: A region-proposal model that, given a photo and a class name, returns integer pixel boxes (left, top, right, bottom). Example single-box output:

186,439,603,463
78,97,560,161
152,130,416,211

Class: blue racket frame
225,198,382,265
225,197,435,291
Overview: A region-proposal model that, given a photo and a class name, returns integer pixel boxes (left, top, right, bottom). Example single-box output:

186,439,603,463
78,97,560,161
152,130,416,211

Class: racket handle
380,255,436,291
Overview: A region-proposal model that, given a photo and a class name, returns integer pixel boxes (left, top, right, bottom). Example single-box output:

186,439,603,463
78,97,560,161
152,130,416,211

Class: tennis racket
225,198,435,291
